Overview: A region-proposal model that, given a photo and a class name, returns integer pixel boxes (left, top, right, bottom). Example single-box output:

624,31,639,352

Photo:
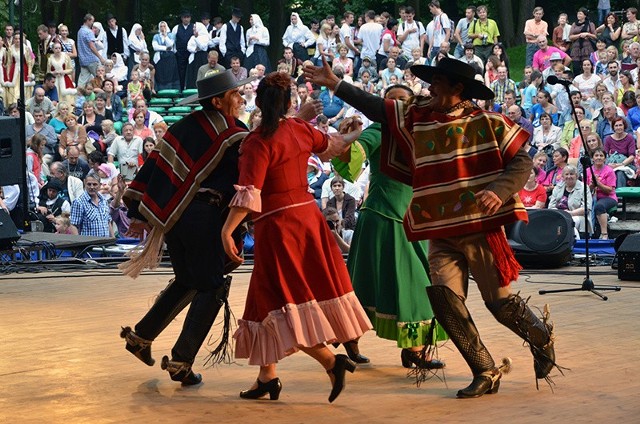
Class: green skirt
348,208,448,348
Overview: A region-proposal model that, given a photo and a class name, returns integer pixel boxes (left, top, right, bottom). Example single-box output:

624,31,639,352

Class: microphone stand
538,78,620,300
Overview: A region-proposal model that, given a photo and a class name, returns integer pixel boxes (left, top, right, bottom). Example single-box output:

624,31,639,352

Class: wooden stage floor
1,264,638,423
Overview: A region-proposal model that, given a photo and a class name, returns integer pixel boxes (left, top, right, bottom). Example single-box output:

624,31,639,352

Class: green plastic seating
167,106,191,115
156,89,181,98
148,106,166,114
163,115,182,124
149,97,172,106
181,88,198,97
615,187,640,220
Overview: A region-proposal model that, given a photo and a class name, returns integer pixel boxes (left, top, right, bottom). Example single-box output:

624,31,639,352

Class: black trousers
176,50,190,91
134,199,226,364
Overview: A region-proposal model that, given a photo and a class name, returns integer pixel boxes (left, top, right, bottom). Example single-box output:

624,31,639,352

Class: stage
0,264,638,423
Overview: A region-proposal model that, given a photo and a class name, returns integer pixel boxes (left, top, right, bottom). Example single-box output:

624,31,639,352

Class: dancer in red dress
222,72,371,403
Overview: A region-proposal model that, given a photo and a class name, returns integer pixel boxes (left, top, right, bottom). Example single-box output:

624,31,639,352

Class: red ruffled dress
230,117,371,366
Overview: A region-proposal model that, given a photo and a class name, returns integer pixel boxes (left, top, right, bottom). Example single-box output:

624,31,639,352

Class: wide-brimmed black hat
105,12,116,21
410,58,494,100
231,8,243,18
180,9,192,18
46,178,64,192
178,70,255,105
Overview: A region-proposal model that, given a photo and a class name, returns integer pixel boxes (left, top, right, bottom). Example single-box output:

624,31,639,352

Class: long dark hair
256,73,291,139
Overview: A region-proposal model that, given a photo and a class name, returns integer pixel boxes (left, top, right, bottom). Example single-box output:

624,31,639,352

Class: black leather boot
486,294,557,382
120,326,155,366
160,356,202,386
426,286,502,398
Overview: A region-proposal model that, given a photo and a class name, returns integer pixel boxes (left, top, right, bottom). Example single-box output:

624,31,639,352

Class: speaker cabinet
0,116,23,185
617,233,640,281
507,209,575,268
0,208,20,249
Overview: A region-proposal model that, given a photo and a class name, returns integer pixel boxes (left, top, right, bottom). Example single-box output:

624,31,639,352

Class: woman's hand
222,230,243,264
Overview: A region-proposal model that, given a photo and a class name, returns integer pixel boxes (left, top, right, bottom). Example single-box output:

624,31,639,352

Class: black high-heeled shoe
120,326,155,366
239,378,283,400
332,340,370,364
160,356,202,386
400,348,445,369
327,354,356,403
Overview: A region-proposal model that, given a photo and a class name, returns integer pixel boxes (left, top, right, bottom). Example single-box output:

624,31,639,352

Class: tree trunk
495,0,516,47
516,0,536,46
268,0,287,66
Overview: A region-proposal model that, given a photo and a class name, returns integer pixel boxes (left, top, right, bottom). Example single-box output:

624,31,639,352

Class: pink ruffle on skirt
234,291,372,366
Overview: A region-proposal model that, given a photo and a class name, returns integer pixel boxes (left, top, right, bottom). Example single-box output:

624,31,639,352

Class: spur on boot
334,340,370,364
160,356,202,386
327,354,356,403
400,348,445,369
239,378,283,400
456,368,502,398
120,326,155,366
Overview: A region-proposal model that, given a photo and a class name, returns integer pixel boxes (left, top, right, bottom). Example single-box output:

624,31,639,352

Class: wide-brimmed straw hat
178,70,255,105
410,58,494,100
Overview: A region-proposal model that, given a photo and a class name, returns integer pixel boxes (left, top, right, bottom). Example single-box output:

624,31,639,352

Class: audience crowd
3,3,640,242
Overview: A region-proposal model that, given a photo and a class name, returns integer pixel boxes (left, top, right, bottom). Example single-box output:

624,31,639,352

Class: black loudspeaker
507,209,576,268
0,116,23,185
0,208,20,249
617,233,640,281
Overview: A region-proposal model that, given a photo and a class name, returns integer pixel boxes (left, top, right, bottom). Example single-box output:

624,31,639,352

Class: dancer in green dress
332,85,447,369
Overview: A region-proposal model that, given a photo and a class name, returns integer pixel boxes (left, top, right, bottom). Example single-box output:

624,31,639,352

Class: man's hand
222,230,243,264
296,99,323,122
303,54,341,90
125,218,151,239
475,190,503,216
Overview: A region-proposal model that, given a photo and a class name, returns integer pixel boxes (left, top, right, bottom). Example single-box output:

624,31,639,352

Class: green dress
333,123,447,347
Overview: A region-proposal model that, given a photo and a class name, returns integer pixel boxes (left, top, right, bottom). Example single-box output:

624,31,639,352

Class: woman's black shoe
239,378,283,400
400,348,445,369
160,356,202,386
327,354,356,403
120,326,155,366
331,340,370,364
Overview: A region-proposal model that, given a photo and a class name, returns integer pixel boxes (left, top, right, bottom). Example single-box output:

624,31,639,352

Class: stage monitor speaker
507,209,575,268
0,116,23,185
0,209,20,249
617,233,640,280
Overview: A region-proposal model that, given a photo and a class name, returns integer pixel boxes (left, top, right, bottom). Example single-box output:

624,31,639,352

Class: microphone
546,75,572,86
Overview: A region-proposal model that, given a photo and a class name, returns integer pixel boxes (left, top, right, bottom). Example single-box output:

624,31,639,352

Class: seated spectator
54,213,78,235
518,168,547,209
62,145,91,180
132,110,154,140
35,178,71,232
74,82,96,116
59,114,88,160
140,137,156,163
48,161,84,203
153,121,168,141
128,98,164,127
78,99,103,134
26,108,57,159
26,134,47,186
325,176,357,230
548,165,592,235
318,77,345,129
628,92,640,130
542,147,569,194
530,90,559,127
355,70,376,94
26,87,55,118
90,65,108,95
379,57,404,91
39,73,60,105
70,171,113,237
248,108,262,131
315,114,337,134
532,151,548,185
87,150,119,183
533,113,562,154
49,101,72,135
93,93,113,121
277,46,303,79
569,119,594,160
586,148,618,239
521,70,543,113
107,123,144,181
560,105,586,151
484,55,501,86
458,43,484,70
322,206,352,253
307,155,328,208
197,51,225,81
102,79,123,122
603,116,636,187
127,70,145,108
357,56,378,82
229,56,248,82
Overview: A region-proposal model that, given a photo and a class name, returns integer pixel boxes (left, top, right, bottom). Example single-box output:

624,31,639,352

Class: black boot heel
457,369,502,398
161,355,202,386
343,341,370,364
327,354,356,403
400,348,445,369
239,378,283,400
120,326,155,366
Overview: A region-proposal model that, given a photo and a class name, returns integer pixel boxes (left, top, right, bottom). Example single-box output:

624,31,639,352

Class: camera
327,220,336,230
